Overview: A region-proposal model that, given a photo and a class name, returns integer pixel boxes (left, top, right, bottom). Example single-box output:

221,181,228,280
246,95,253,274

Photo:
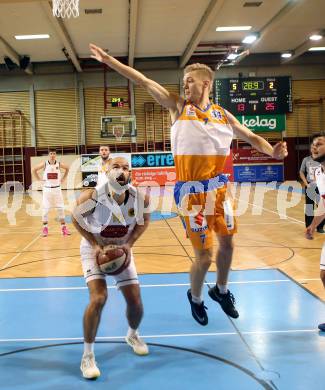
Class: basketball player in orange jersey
97,145,111,187
72,156,150,379
32,149,71,236
89,43,288,326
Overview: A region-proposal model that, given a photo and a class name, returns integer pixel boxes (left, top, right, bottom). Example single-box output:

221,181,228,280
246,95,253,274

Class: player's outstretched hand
89,43,109,63
272,141,288,160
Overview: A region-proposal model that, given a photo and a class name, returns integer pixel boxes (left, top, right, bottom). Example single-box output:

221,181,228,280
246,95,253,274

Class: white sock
217,283,228,294
127,327,137,338
84,342,94,355
191,294,203,305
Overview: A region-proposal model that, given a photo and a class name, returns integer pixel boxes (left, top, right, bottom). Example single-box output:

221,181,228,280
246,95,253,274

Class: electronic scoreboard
214,76,292,115
111,97,125,107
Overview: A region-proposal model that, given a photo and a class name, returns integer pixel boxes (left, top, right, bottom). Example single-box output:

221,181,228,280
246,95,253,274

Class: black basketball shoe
208,285,239,319
187,289,208,326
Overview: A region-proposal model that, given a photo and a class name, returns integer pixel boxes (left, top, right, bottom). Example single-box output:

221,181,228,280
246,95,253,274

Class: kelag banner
235,114,285,132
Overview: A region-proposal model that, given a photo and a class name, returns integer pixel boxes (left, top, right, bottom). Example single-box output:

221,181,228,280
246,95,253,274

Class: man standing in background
300,137,325,233
305,133,325,331
32,149,71,236
97,145,111,188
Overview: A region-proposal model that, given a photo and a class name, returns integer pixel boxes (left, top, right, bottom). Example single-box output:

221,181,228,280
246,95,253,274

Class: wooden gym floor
0,182,324,300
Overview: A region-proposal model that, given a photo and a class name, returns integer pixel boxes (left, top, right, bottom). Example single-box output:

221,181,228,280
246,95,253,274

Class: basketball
96,245,129,275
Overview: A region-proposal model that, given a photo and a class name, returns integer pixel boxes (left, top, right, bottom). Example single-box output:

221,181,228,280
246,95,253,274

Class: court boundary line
0,279,295,292
277,268,325,304
0,233,41,271
0,242,298,256
0,268,285,280
237,198,304,225
0,328,319,343
0,341,273,389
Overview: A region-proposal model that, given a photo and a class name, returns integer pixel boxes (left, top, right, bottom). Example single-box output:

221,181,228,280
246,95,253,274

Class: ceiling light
309,34,323,41
281,52,292,58
308,47,325,51
227,53,239,60
242,34,258,44
15,34,50,40
216,26,252,32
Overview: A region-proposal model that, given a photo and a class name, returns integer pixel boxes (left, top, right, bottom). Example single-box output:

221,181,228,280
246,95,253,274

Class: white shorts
42,187,64,209
321,244,325,270
80,239,139,288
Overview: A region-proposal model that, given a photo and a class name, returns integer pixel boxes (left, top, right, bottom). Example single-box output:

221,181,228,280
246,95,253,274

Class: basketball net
52,0,79,18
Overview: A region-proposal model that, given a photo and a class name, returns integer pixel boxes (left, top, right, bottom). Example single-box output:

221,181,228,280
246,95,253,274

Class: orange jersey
171,101,233,181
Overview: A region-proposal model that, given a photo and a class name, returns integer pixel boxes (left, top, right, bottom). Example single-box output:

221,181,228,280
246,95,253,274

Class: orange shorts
178,187,237,250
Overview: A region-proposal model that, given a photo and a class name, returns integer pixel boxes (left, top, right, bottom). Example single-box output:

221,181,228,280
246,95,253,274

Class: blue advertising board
233,164,283,182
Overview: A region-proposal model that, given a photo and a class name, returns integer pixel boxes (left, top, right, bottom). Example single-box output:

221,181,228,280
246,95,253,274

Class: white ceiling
135,0,210,57
204,0,287,43
0,0,324,72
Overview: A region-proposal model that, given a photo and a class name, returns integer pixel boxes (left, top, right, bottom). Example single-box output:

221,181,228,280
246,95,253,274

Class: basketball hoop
52,0,79,18
113,125,124,142
100,115,136,139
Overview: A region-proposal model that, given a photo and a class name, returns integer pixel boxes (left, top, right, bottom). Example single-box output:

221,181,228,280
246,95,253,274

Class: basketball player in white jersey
305,134,325,331
72,156,150,379
32,149,71,236
97,145,111,187
89,43,287,326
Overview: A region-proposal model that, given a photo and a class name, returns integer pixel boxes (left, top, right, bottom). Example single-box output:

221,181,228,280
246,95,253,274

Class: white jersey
82,185,139,247
315,166,325,271
315,166,325,197
43,161,61,188
96,160,110,188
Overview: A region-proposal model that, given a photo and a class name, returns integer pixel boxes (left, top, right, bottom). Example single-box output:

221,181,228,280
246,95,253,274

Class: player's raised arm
225,109,288,160
89,43,183,112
